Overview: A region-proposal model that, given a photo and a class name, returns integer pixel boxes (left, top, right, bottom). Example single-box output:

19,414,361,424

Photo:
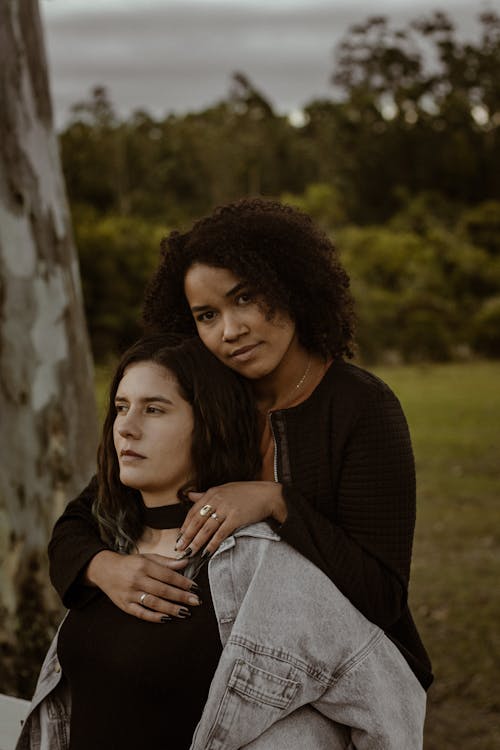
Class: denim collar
216,522,280,556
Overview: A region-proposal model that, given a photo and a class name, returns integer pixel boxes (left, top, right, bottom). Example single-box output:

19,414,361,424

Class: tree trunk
0,0,98,697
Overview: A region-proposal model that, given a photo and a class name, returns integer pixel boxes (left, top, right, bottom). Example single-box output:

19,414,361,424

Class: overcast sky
40,0,498,128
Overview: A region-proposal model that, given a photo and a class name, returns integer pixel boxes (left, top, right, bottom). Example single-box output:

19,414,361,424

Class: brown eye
146,405,163,414
196,310,216,323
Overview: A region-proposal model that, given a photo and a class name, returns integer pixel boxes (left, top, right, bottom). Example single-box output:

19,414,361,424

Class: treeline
60,11,500,362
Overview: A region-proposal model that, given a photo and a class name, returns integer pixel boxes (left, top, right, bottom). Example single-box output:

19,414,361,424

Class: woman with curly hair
48,199,433,696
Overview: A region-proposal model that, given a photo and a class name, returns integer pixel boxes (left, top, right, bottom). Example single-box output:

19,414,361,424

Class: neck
137,526,179,556
253,349,319,412
140,491,181,508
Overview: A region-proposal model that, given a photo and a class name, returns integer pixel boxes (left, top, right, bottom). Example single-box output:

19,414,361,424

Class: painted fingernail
160,616,172,623
188,595,201,606
201,549,213,560
176,547,192,560
178,607,191,618
190,581,200,591
175,532,183,544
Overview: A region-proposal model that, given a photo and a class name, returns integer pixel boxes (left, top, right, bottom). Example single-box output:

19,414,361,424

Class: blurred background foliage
59,10,500,363
12,9,496,748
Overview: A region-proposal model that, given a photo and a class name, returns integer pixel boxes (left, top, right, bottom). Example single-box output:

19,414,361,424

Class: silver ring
139,592,148,606
210,512,221,521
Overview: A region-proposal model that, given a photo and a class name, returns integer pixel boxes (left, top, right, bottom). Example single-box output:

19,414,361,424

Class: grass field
373,362,500,749
96,360,500,748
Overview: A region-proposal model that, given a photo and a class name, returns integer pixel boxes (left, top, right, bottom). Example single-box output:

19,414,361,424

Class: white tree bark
0,0,98,694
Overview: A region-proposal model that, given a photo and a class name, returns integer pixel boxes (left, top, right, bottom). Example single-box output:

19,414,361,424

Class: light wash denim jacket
17,524,425,749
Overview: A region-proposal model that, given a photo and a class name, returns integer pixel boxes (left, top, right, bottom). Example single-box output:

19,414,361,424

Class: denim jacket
17,524,425,749
15,616,70,750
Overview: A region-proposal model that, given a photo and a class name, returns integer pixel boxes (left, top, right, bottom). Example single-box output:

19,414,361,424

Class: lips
120,449,145,459
230,344,260,359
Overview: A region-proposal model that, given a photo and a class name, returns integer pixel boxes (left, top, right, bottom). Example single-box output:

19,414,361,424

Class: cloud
40,0,480,126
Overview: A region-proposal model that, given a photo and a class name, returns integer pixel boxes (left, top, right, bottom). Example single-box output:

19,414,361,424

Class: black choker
143,503,189,530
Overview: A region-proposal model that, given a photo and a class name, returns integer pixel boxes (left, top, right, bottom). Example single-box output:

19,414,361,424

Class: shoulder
281,360,406,435
318,359,398,407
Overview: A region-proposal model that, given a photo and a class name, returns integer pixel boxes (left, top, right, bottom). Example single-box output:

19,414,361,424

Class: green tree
459,200,500,256
322,12,500,222
74,211,166,361
472,296,500,356
60,86,131,215
338,224,495,361
281,182,346,230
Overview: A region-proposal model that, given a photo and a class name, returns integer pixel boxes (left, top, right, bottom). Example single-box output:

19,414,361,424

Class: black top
57,504,222,750
49,359,432,690
143,501,189,528
271,360,433,688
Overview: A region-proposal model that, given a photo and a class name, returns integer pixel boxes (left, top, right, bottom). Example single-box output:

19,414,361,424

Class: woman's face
113,361,194,505
184,263,303,382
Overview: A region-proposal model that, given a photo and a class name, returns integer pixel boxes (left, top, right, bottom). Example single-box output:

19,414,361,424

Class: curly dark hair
94,333,261,552
143,198,356,359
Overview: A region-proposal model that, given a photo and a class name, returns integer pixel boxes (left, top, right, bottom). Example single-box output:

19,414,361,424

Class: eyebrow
115,396,173,405
190,282,247,313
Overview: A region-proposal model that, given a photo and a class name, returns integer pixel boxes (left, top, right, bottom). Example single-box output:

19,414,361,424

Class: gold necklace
288,357,311,402
261,357,312,413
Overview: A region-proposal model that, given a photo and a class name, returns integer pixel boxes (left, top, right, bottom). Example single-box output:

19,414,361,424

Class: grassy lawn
96,360,500,748
374,362,500,750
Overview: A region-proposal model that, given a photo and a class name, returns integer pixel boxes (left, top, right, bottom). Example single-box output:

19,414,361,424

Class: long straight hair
94,333,261,552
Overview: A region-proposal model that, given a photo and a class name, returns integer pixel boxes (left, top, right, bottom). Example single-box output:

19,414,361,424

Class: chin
241,363,273,380
118,471,142,490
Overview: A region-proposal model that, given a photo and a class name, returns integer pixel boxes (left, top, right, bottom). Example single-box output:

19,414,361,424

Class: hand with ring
85,549,202,622
174,481,288,559
198,505,222,522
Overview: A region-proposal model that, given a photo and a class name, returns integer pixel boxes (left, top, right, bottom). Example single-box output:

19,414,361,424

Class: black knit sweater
48,359,432,689
272,359,432,688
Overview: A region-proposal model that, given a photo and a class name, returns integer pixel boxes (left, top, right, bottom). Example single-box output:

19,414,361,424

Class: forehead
184,264,243,302
117,362,179,395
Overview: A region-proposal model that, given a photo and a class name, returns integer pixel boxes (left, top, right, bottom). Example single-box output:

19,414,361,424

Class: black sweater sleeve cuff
58,544,110,608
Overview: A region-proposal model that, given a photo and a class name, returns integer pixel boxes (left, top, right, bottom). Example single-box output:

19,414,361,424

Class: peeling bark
0,0,98,696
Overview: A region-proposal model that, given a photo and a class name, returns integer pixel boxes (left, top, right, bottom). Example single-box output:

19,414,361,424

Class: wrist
269,483,288,525
84,549,118,587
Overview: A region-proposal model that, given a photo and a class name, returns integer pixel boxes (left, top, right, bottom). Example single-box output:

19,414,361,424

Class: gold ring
199,504,213,517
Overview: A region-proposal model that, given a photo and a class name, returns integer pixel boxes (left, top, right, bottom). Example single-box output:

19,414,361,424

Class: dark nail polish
160,616,172,623
178,547,192,560
201,549,212,560
175,532,183,544
178,607,191,618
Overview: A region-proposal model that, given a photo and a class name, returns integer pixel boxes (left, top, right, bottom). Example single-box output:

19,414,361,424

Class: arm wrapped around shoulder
48,476,108,608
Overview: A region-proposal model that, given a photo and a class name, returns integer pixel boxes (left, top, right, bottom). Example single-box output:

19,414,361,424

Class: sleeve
48,476,110,608
313,635,426,749
277,389,416,630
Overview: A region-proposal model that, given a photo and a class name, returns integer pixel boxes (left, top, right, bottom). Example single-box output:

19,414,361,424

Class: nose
222,312,248,342
116,411,141,439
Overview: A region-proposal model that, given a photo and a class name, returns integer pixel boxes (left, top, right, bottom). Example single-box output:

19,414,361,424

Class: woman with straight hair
19,334,426,750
